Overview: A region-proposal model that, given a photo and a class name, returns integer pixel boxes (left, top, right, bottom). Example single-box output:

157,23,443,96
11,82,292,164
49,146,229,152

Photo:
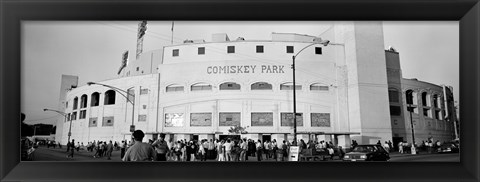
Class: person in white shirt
240,138,248,161
398,141,404,154
217,140,225,161
383,141,390,152
223,139,233,161
256,140,263,161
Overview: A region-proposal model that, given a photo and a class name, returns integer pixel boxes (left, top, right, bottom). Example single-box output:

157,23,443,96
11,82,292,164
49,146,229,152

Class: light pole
43,108,69,142
406,90,416,154
291,38,330,146
87,82,136,138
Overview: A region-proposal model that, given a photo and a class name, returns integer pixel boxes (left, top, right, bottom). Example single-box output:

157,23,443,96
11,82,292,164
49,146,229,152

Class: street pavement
31,146,459,162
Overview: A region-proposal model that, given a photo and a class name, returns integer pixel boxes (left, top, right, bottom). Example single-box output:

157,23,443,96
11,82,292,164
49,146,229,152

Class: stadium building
54,22,457,148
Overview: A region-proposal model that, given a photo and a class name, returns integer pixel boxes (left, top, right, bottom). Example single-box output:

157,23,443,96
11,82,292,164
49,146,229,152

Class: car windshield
352,146,375,152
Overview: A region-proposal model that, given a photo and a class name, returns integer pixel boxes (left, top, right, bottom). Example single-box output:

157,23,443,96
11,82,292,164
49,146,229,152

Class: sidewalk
388,151,433,157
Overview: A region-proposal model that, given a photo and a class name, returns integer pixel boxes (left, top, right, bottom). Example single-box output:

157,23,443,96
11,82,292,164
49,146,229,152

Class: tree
21,113,34,137
228,125,249,135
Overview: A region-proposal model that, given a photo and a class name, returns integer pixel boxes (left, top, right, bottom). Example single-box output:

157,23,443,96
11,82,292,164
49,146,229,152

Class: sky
21,21,459,125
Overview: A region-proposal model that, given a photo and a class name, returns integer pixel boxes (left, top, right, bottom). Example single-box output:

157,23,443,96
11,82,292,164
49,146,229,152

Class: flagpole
171,21,174,45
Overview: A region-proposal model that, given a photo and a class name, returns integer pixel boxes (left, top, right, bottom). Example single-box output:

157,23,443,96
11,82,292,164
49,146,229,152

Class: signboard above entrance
207,65,286,74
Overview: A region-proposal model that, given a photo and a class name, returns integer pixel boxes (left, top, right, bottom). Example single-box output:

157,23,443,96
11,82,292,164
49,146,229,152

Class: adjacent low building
55,22,457,149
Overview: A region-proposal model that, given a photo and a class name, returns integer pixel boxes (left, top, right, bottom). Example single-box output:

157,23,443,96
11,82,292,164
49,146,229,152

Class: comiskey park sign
207,65,286,74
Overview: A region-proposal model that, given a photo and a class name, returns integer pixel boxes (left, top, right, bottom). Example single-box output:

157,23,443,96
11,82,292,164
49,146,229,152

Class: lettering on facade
207,65,285,74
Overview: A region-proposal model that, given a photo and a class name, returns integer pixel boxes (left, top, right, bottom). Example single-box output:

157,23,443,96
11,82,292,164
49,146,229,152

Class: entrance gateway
219,135,240,141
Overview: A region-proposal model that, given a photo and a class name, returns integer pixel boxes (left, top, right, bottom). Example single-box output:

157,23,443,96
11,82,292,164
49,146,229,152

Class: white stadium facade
54,22,458,149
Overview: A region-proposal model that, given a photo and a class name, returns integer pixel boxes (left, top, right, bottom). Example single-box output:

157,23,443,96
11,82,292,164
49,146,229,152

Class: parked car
343,144,390,161
437,142,459,153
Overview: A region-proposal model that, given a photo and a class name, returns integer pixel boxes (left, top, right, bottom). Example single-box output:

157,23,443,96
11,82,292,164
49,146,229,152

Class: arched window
280,82,302,90
422,92,430,107
310,83,329,91
191,83,212,91
166,84,184,92
433,94,439,108
73,97,78,110
405,89,418,114
104,90,116,105
388,88,399,103
251,82,272,90
80,94,88,108
405,90,417,105
91,92,100,107
219,82,241,90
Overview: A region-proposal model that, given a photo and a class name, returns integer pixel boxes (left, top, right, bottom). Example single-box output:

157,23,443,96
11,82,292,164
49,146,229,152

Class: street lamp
86,82,136,137
291,38,330,146
406,90,417,155
43,108,69,142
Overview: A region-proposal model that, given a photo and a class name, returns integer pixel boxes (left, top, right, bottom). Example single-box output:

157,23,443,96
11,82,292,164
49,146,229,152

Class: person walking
240,138,248,161
122,130,156,161
207,139,215,160
152,133,169,161
388,140,393,152
66,139,75,159
217,140,225,161
398,141,404,154
256,140,263,161
224,139,233,161
338,146,345,160
383,141,390,152
198,140,206,161
120,140,126,159
106,140,114,160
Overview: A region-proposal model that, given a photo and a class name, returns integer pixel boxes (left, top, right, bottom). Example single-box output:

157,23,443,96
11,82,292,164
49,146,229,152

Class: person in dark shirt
122,130,156,162
152,133,169,161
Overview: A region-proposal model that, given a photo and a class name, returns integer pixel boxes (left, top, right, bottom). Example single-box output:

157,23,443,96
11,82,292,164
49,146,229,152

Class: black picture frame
1,0,478,181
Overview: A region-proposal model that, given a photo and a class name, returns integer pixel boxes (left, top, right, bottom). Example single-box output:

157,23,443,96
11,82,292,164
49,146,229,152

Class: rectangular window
136,67,139,71
166,86,184,92
388,90,400,102
251,112,273,126
89,117,98,127
280,113,303,126
219,112,241,126
172,49,179,57
191,85,212,91
227,46,235,53
102,116,114,126
140,88,149,95
280,84,302,90
66,101,68,108
256,45,264,53
310,85,329,91
79,110,87,119
311,113,330,127
138,114,147,122
198,47,205,55
67,113,71,121
286,46,294,53
315,47,322,54
165,113,184,127
190,113,212,126
143,105,147,109
389,106,401,116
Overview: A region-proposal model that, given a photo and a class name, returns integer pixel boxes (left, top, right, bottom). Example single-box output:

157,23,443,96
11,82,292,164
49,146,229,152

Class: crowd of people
120,130,348,162
62,131,454,161
61,130,350,161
